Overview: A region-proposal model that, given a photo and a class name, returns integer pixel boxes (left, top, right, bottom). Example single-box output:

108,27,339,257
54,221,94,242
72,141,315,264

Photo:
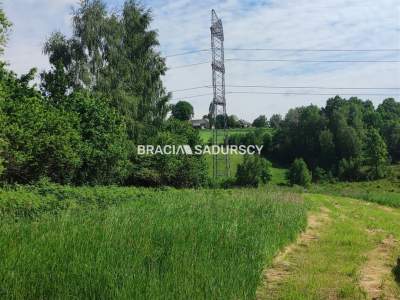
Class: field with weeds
0,185,306,299
199,128,272,144
259,194,400,299
310,164,400,208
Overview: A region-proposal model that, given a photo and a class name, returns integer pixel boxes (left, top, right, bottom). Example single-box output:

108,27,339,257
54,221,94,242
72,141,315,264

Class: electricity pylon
210,9,230,179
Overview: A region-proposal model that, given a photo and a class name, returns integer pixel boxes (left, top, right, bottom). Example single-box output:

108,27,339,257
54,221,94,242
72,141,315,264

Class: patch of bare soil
256,207,331,299
359,235,399,300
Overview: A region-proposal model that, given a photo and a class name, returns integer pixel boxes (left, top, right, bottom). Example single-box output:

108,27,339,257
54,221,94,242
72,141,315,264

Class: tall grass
0,186,306,299
310,180,400,208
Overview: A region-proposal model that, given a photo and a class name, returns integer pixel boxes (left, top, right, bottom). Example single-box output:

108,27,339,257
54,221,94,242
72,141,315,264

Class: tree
338,158,362,181
377,98,400,162
0,67,82,184
0,7,11,55
227,114,240,128
215,114,227,129
41,0,170,142
364,128,388,179
252,115,267,128
64,92,131,185
319,129,336,169
269,114,282,129
235,155,272,187
287,158,311,187
171,101,194,121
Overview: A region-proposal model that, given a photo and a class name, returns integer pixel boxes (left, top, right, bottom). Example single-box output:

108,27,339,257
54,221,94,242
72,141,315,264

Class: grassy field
0,186,306,299
198,128,271,144
310,164,400,208
262,194,400,299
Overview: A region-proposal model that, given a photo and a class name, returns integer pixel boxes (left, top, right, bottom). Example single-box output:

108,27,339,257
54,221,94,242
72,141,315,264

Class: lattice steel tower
210,9,230,178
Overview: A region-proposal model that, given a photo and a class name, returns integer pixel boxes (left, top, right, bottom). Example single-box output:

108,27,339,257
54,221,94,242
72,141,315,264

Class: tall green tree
287,158,311,187
252,115,267,128
41,0,170,142
171,101,193,121
0,7,11,55
364,128,388,179
377,98,400,162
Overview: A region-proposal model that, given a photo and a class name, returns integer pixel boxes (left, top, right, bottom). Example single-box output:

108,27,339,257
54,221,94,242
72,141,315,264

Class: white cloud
3,0,400,120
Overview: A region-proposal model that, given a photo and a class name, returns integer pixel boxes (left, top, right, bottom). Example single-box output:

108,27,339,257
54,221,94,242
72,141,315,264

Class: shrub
127,119,208,188
287,158,311,187
235,155,272,187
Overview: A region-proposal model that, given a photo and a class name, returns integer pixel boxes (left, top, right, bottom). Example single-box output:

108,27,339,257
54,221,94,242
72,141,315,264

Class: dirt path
359,235,399,300
256,194,400,299
256,207,331,299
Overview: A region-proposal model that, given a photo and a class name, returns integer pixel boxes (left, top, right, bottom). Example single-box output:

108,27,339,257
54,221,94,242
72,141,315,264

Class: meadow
0,185,307,299
310,164,400,208
199,128,271,144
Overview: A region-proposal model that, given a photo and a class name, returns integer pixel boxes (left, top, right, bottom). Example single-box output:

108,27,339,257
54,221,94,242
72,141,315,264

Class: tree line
265,96,400,181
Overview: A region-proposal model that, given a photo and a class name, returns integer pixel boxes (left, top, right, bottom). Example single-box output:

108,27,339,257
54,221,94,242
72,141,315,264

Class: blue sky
3,0,400,120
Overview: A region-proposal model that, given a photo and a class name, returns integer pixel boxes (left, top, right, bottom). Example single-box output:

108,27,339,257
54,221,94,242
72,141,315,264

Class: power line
170,84,400,93
170,86,210,92
165,48,400,57
225,48,400,52
226,58,400,63
169,61,209,69
172,91,399,101
165,49,209,58
227,91,400,96
169,58,400,69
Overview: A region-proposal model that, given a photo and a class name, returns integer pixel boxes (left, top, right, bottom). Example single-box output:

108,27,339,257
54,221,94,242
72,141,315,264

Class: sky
3,0,400,120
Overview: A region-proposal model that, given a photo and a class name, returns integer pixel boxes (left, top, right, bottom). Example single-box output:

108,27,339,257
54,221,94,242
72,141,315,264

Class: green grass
0,186,306,299
198,128,271,144
309,166,400,208
263,194,400,299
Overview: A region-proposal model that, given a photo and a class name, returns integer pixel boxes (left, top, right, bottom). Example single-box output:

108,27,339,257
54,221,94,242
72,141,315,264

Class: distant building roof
191,119,209,127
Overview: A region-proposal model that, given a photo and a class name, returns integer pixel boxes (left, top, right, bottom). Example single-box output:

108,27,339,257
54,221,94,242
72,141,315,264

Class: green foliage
363,128,388,179
41,0,170,142
269,114,282,129
252,115,267,128
0,65,130,185
0,67,82,184
227,128,269,147
215,114,227,129
171,101,193,121
337,158,363,181
63,92,132,185
309,165,400,207
377,98,400,162
227,114,240,128
287,158,311,187
0,7,11,54
0,186,306,299
235,155,272,187
0,138,6,177
128,119,207,188
269,96,400,182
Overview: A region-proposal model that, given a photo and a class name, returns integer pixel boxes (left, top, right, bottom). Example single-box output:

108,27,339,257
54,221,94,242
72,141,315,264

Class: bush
127,119,208,188
0,69,82,184
287,158,311,187
235,155,272,187
63,92,131,185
